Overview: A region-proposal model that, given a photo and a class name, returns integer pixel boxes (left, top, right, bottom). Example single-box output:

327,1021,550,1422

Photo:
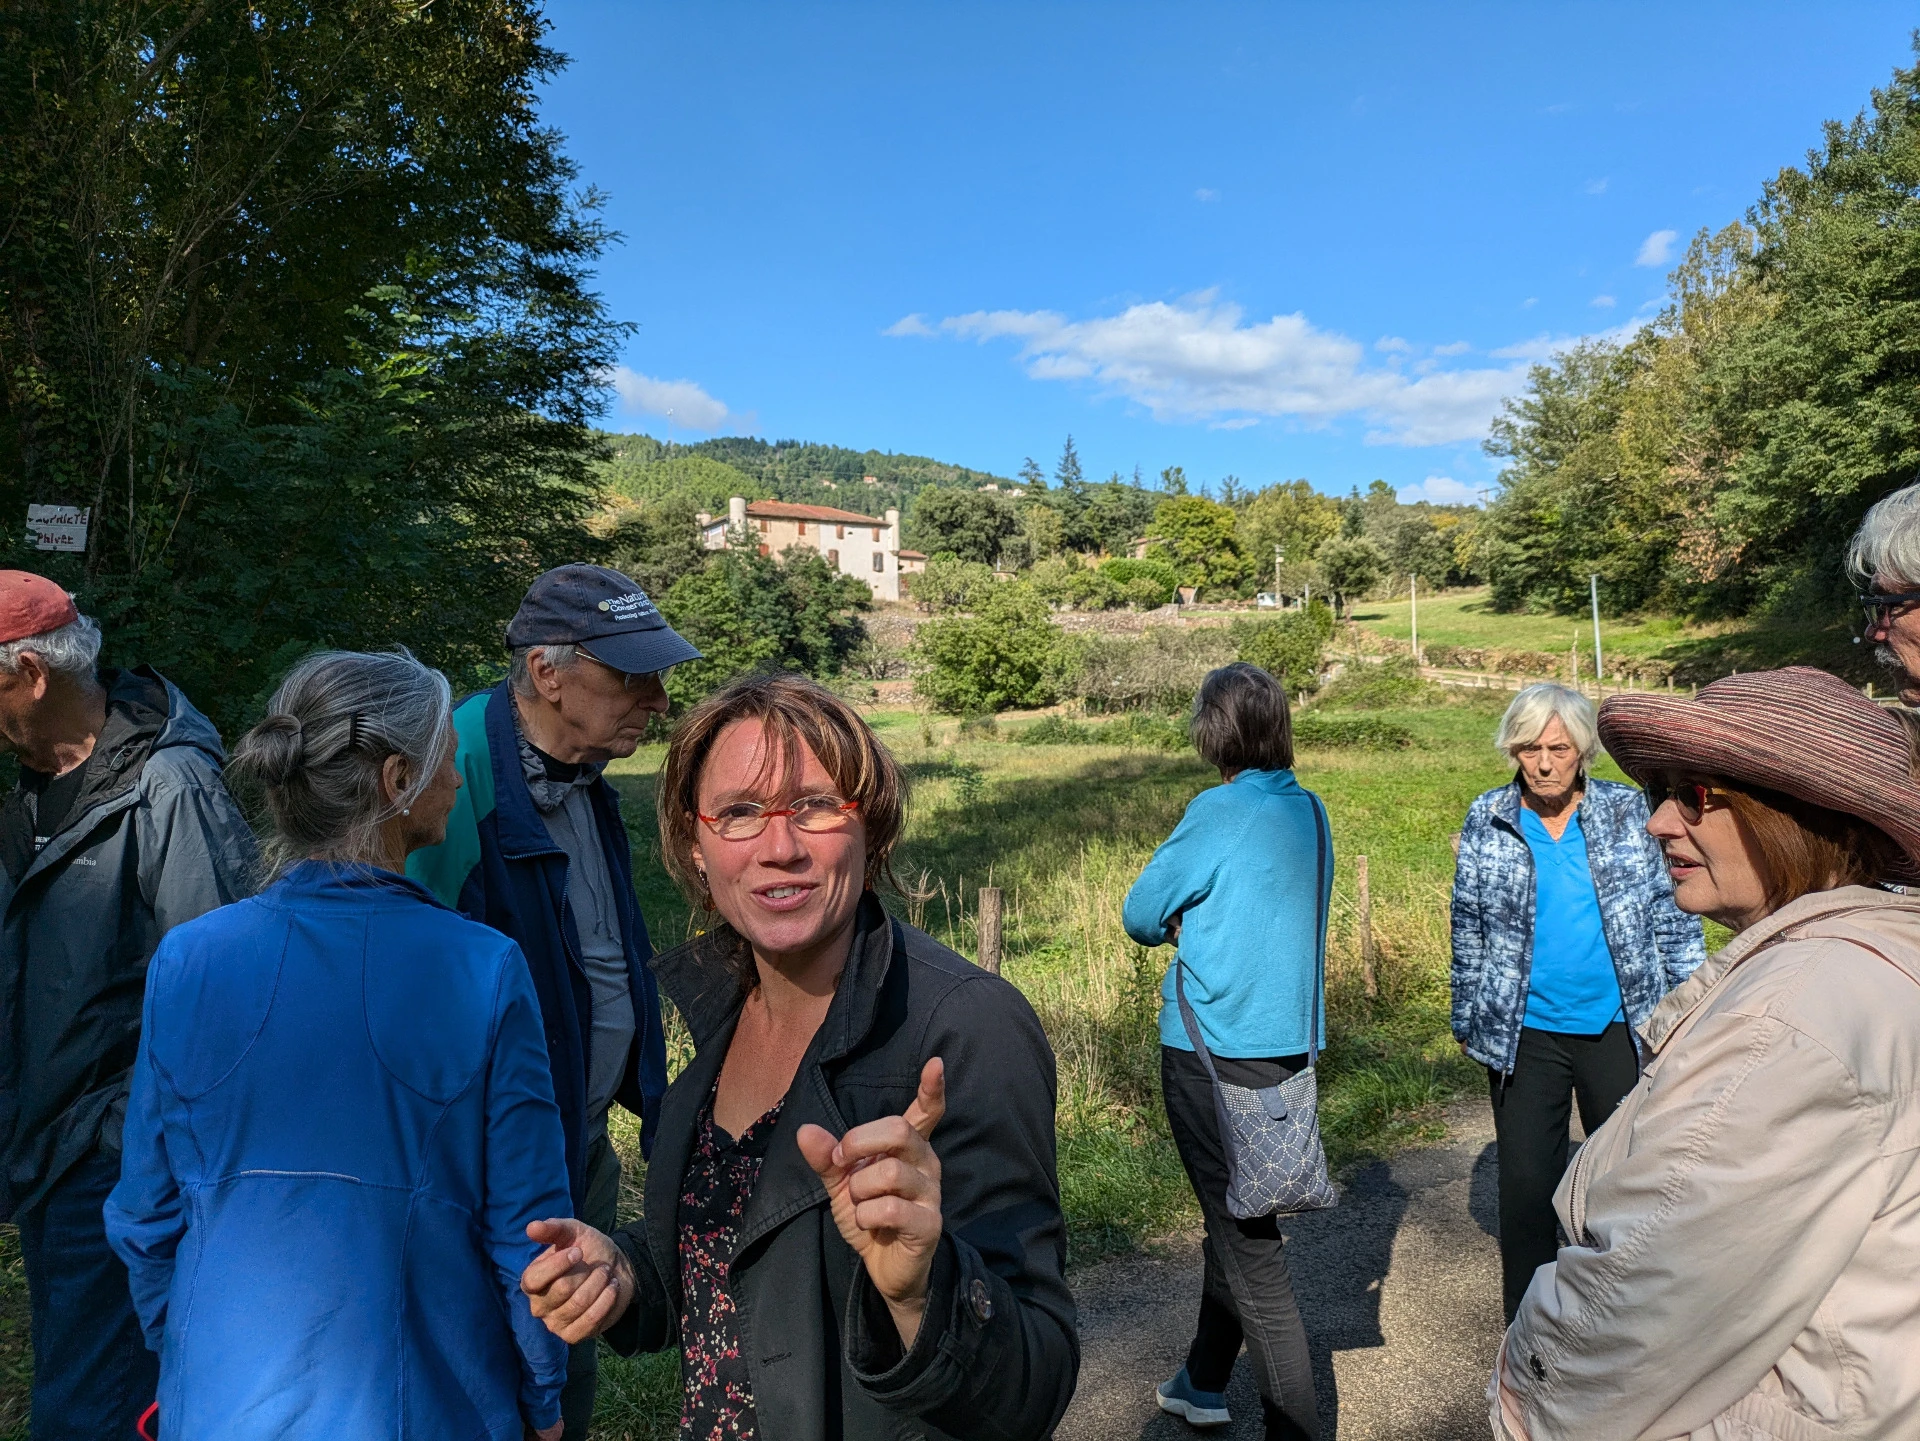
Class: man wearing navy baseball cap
409,564,700,1438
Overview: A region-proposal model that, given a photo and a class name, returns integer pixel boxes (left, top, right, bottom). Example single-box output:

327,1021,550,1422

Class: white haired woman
1450,683,1703,1322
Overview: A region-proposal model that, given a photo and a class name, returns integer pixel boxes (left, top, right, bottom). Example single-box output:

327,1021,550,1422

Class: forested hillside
595,433,1011,516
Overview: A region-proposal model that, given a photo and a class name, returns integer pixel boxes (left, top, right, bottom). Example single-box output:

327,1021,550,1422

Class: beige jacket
1490,886,1920,1441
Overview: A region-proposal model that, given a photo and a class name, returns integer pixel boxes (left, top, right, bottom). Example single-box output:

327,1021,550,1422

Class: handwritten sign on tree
26,505,89,553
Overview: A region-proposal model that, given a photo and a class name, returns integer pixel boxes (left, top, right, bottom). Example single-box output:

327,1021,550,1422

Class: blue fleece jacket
1123,769,1331,1057
104,863,570,1439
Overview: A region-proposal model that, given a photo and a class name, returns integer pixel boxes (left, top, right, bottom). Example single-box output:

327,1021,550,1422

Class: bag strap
1307,791,1329,1067
1174,788,1333,1071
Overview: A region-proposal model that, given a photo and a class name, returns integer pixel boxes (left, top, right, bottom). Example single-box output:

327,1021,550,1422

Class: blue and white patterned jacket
1449,776,1705,1073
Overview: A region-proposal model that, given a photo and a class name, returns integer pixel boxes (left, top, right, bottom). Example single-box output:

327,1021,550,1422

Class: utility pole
1589,574,1604,689
1273,543,1283,600
1410,574,1419,663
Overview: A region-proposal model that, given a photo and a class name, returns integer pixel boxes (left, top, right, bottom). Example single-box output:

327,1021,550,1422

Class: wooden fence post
1356,856,1378,998
977,887,1003,975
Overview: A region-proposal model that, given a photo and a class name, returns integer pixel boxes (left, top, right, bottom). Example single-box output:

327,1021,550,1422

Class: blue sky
540,3,1918,503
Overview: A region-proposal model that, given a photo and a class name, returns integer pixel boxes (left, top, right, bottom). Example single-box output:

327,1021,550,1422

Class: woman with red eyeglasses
1491,667,1920,1441
517,673,1077,1441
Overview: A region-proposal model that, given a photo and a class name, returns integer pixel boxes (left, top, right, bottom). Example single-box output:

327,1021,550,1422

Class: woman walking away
1123,662,1330,1441
517,673,1077,1441
1493,667,1920,1440
1450,683,1702,1323
104,652,571,1440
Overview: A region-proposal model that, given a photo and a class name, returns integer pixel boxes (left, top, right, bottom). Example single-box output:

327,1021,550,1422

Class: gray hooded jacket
0,666,256,1219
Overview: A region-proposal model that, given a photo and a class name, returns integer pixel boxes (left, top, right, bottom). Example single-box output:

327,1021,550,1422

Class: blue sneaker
1156,1367,1231,1427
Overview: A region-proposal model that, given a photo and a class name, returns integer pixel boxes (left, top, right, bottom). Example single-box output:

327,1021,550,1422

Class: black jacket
607,896,1079,1441
0,667,256,1219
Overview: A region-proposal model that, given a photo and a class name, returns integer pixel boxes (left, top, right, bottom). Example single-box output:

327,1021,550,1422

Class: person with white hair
1450,683,1703,1323
0,570,256,1441
1848,480,1920,705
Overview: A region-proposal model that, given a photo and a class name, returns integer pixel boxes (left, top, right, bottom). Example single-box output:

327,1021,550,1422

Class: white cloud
604,367,731,431
1635,228,1678,267
883,313,936,337
1398,475,1482,506
1522,297,1538,308
1375,335,1412,353
1585,177,1609,195
1432,340,1472,356
1194,187,1220,202
1591,294,1616,308
926,292,1533,446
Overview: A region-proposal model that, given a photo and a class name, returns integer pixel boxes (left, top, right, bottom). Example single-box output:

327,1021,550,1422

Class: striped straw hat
1597,666,1920,883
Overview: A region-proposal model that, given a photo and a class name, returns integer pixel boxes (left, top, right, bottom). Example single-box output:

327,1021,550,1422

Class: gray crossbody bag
1174,793,1337,1219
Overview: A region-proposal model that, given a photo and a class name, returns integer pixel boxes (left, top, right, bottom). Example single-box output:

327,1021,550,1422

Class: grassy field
1355,585,1871,686
0,678,1545,1441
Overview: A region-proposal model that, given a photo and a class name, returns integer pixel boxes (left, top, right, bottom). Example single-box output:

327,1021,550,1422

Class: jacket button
1528,1353,1547,1382
968,1277,993,1324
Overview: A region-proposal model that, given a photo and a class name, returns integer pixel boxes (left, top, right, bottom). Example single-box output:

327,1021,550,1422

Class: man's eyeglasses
578,651,658,693
1858,590,1920,632
697,794,860,841
1643,777,1733,825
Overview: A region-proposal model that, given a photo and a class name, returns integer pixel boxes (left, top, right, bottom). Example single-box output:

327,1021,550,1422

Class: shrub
1014,712,1189,751
1292,713,1415,750
1071,627,1236,712
659,548,871,708
1314,658,1441,710
1229,612,1328,696
1016,715,1094,745
1097,557,1178,607
913,582,1071,713
915,553,996,612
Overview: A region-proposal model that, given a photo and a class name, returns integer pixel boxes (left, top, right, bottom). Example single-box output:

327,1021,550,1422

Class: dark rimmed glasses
1858,590,1920,633
696,794,860,841
1643,777,1733,825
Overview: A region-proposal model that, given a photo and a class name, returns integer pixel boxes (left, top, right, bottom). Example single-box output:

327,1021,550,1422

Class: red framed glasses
696,795,860,840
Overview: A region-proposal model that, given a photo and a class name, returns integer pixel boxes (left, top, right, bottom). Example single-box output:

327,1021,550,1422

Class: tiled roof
744,500,886,525
897,549,928,560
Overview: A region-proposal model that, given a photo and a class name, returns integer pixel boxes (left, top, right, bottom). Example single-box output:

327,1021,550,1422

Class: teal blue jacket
407,683,668,1205
1123,769,1331,1057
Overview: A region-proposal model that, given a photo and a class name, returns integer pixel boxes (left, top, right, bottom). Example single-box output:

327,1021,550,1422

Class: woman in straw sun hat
1490,666,1920,1441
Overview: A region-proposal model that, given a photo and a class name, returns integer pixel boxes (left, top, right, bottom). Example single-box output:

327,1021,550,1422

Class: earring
401,807,411,816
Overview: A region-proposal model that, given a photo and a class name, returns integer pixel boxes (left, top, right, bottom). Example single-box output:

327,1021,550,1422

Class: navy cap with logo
506,564,702,676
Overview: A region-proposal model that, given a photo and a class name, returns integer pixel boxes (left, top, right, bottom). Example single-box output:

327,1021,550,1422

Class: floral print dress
677,1097,785,1441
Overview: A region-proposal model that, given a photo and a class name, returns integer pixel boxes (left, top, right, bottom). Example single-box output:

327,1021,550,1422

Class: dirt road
1059,1101,1506,1441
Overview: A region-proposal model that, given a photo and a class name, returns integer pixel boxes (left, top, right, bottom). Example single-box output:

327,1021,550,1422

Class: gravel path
1059,1101,1506,1441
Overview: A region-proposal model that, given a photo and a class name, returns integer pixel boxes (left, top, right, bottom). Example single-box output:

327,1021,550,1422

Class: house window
872,552,884,573
871,527,881,542
796,520,806,536
836,524,846,539
757,518,769,533
828,549,840,567
758,544,770,558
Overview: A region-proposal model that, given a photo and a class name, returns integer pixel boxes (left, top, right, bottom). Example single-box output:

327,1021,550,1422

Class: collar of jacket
1487,773,1631,832
1639,884,1920,1053
650,891,897,1060
7,667,204,889
271,858,452,911
1224,767,1302,795
480,681,574,860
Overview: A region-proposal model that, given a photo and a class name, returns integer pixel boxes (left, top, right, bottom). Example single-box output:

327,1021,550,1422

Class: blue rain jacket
1122,769,1332,1057
1450,777,1705,1073
104,862,570,1439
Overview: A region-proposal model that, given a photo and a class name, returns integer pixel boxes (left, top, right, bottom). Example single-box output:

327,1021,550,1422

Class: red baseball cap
0,572,80,645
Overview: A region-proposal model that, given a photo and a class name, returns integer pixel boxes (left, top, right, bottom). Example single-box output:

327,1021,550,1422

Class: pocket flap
1256,1085,1289,1121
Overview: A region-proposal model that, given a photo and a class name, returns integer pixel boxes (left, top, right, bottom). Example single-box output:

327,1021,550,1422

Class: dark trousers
1488,1022,1640,1323
1162,1045,1319,1441
16,1147,158,1441
560,1127,624,1441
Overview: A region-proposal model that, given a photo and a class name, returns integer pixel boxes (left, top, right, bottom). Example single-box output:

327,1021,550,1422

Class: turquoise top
1517,806,1625,1033
1123,768,1330,1058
